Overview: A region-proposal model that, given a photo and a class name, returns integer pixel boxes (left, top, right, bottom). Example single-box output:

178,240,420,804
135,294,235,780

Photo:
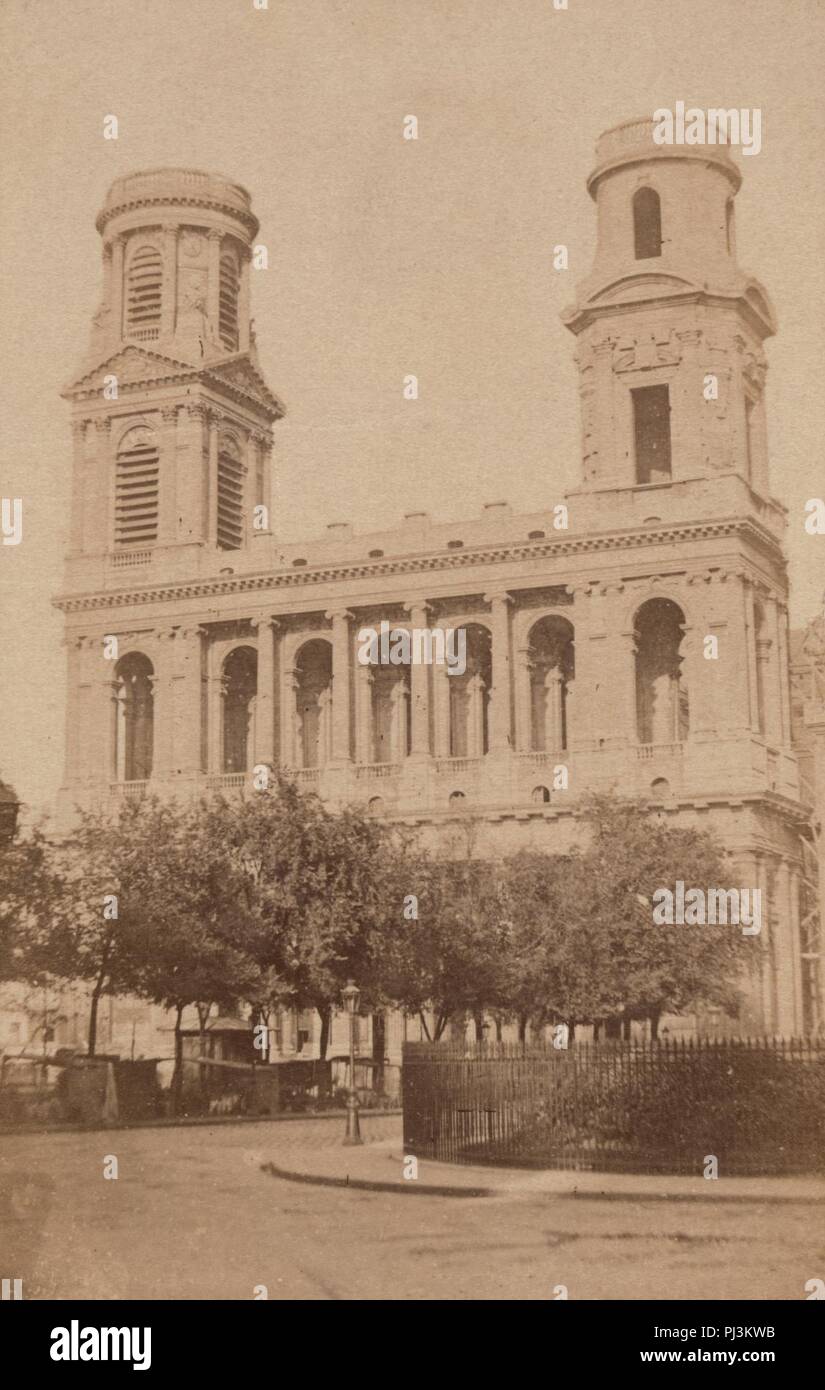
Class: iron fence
402,1037,825,1175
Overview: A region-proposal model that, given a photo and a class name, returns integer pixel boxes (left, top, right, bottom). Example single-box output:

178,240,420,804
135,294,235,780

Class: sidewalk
261,1115,825,1203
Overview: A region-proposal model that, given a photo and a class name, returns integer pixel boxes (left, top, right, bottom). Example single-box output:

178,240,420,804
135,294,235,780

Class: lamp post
341,978,363,1146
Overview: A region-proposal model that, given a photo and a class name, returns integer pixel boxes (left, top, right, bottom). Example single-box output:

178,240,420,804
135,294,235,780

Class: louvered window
219,251,240,350
217,438,244,550
115,427,159,546
125,244,162,337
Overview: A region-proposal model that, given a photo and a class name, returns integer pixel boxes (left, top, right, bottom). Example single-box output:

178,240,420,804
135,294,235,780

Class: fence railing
402,1038,825,1175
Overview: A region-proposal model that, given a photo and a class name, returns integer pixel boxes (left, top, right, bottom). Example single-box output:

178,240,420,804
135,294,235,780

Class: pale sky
1,0,824,818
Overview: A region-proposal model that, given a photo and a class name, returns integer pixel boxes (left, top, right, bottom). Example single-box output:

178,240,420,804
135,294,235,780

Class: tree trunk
196,1003,210,1105
650,1009,661,1041
317,1004,332,1061
473,1012,485,1043
171,1004,184,1118
87,969,109,1057
418,1009,433,1042
87,936,113,1057
433,1012,449,1042
518,1013,528,1043
372,1010,386,1097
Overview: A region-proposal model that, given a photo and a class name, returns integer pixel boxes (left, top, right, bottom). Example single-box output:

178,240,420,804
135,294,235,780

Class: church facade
54,118,821,1044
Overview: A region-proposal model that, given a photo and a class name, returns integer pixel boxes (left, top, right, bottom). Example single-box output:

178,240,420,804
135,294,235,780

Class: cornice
53,515,785,615
96,193,259,239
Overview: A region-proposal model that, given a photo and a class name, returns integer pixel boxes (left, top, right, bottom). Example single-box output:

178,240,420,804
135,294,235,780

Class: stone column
744,581,760,734
468,673,486,757
757,857,776,1034
69,420,89,554
162,225,179,338
94,419,113,552
62,636,84,788
679,623,706,739
355,665,374,764
712,573,752,732
251,617,278,769
207,411,219,547
434,663,451,758
514,643,533,752
405,600,431,758
280,664,300,768
776,602,792,746
152,629,176,778
239,246,251,352
325,609,353,762
485,592,513,752
207,230,222,341
158,406,179,544
171,625,206,778
207,643,226,774
390,681,409,762
592,338,618,484
110,236,125,341
766,597,788,746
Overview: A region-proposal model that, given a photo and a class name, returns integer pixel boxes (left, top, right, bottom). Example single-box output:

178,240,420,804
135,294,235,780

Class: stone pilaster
325,609,353,763
251,617,278,768
404,600,431,758
485,592,513,752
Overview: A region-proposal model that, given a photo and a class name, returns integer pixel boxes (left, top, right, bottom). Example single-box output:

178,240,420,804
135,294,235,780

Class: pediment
201,355,285,420
63,345,200,398
590,273,697,306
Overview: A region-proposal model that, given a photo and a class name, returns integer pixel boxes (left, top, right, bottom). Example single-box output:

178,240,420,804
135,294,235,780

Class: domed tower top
88,167,260,364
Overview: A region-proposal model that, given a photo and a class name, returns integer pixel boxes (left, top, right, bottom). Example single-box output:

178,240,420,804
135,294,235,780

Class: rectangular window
632,384,672,484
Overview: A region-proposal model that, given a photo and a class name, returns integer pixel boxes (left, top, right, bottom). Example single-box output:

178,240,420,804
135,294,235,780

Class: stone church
52,117,823,1055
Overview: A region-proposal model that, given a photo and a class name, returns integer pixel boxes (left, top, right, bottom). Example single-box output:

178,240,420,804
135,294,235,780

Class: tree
381,853,513,1041
0,827,64,990
206,774,405,1059
500,795,746,1037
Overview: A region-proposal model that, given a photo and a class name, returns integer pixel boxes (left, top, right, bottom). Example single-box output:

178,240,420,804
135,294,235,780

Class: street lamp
341,978,363,1146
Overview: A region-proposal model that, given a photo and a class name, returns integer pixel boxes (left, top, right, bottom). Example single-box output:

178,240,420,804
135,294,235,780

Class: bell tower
62,169,283,586
563,117,777,504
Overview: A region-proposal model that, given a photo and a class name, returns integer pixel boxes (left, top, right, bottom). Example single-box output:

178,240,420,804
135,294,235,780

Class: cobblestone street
1,1117,822,1301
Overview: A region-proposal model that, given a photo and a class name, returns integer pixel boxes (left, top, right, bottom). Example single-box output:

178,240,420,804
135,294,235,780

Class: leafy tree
0,827,64,989
500,796,746,1037
206,774,405,1059
381,854,513,1041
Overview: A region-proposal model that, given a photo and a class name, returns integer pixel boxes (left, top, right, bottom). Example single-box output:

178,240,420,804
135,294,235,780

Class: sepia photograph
1,0,824,1356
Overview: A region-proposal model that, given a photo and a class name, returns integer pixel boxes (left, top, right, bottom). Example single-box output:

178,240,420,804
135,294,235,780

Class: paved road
1,1118,821,1300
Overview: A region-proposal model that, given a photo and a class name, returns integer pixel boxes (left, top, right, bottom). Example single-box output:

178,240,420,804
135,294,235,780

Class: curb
260,1161,492,1198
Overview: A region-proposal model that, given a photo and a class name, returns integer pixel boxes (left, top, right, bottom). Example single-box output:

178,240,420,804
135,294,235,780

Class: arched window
115,426,159,546
633,187,662,260
531,785,551,804
449,790,466,806
217,436,244,550
634,599,689,744
222,646,257,773
371,642,411,763
219,250,240,351
114,653,154,782
448,624,492,757
527,616,575,753
125,244,162,337
295,640,333,769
